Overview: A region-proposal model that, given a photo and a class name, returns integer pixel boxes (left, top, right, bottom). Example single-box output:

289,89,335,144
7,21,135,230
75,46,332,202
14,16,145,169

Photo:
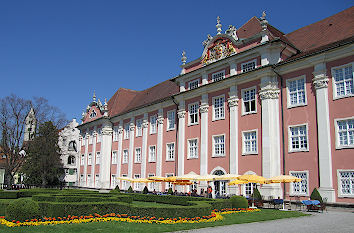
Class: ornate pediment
201,36,237,65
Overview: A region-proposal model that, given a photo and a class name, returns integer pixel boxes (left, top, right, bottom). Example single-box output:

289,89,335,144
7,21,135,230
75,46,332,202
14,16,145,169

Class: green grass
0,209,308,233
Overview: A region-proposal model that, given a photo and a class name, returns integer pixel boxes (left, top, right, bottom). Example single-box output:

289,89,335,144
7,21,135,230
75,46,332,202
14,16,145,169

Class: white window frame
135,147,141,163
188,102,199,125
166,142,175,161
95,174,100,188
187,138,198,159
121,174,127,190
89,131,93,144
337,169,354,198
87,174,92,187
82,135,86,146
288,123,309,153
188,79,199,90
136,119,142,137
242,129,258,155
88,153,92,165
212,134,225,157
289,170,309,196
112,151,117,164
124,123,130,140
241,86,257,115
96,152,101,165
334,117,354,149
111,174,117,189
148,173,156,191
331,62,354,100
122,149,128,164
81,154,85,165
113,126,119,141
167,110,176,131
212,70,225,82
97,129,102,143
241,59,257,73
243,182,257,197
134,174,141,190
212,95,225,121
165,173,174,190
149,145,156,162
286,75,307,108
80,174,84,186
150,115,157,134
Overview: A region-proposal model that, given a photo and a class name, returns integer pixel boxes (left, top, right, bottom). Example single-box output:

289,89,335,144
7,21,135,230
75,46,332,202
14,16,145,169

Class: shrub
230,195,248,208
167,188,173,195
0,191,18,199
127,186,133,193
253,188,262,200
310,188,323,203
114,185,120,192
6,199,41,221
142,186,148,194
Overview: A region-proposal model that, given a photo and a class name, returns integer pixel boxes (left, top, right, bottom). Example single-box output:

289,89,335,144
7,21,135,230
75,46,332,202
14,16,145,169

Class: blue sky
1,1,352,122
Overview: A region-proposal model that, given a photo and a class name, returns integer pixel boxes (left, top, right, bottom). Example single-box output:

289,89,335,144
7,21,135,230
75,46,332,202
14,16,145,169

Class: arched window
90,110,97,118
67,155,75,165
68,141,77,152
213,170,226,197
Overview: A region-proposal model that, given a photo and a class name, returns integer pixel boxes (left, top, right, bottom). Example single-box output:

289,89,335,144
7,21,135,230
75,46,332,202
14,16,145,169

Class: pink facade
77,8,354,203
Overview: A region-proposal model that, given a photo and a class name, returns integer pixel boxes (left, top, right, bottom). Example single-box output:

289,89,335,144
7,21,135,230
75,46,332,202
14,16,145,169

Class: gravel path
173,209,354,233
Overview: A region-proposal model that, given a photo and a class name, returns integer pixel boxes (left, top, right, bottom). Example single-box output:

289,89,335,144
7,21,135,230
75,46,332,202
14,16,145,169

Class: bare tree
0,94,67,187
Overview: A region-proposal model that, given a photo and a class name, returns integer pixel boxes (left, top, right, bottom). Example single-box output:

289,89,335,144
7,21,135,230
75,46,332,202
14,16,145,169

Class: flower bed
0,208,260,227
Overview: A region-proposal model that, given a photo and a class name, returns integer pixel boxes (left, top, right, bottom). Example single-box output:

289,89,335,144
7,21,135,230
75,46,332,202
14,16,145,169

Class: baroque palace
77,7,354,204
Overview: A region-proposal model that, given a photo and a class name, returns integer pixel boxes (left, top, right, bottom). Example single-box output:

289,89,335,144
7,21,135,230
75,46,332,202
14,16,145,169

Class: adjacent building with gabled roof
77,7,354,204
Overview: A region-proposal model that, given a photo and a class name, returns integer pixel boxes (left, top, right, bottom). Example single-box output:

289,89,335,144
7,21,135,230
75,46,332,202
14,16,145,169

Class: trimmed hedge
0,191,18,199
5,199,41,221
230,195,248,208
32,194,133,204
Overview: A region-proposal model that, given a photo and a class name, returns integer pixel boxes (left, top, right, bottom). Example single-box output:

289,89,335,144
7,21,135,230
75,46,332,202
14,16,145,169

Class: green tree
21,121,64,187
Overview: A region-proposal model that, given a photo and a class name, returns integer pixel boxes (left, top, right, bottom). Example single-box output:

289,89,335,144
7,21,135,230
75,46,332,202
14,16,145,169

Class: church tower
24,107,36,142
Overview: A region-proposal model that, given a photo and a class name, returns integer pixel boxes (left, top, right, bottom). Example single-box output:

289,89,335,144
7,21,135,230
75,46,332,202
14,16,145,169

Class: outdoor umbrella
228,179,249,185
175,171,200,180
117,177,134,182
129,178,154,183
267,175,302,210
214,174,239,181
237,174,268,208
147,176,166,182
194,174,219,181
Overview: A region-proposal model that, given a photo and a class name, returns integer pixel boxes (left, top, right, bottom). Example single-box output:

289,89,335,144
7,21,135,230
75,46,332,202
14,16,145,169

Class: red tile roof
237,16,262,39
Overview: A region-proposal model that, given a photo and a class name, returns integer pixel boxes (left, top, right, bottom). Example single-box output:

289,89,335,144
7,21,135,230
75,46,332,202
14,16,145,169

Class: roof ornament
225,25,238,40
260,11,269,43
216,16,222,35
181,51,187,65
93,90,96,102
202,34,213,47
81,111,86,121
103,98,109,117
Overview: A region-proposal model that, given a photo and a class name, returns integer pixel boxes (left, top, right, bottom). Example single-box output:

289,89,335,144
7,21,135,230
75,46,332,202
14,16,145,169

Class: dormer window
89,110,97,118
67,155,75,165
241,60,256,73
212,70,225,82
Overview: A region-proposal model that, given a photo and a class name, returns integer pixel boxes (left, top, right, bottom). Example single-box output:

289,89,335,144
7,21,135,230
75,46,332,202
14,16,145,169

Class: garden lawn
0,209,308,233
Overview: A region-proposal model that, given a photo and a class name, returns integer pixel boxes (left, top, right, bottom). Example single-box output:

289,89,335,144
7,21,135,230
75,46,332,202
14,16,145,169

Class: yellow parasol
194,174,219,181
147,176,166,182
175,172,200,180
214,174,240,181
267,175,302,183
228,179,249,185
129,178,154,183
237,174,268,184
117,177,134,182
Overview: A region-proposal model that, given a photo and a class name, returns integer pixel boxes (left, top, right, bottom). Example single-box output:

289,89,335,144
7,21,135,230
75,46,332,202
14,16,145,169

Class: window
212,70,225,82
335,118,354,149
87,175,92,186
80,175,84,185
111,175,117,189
65,168,69,174
332,63,353,98
166,174,174,190
96,152,100,164
82,135,86,146
150,115,157,134
89,131,93,144
289,124,308,152
112,151,117,164
121,174,127,190
213,95,225,120
97,129,102,143
166,143,175,161
149,145,156,162
243,130,257,155
338,170,354,197
113,127,119,141
68,141,77,152
290,171,308,196
241,60,256,72
95,175,100,188
189,79,199,90
188,103,199,125
287,76,306,107
188,139,198,159
134,174,140,190
124,123,130,140
242,87,256,114
167,110,175,130
244,183,256,197
136,119,142,137
88,153,92,165
89,110,97,118
148,174,155,191
213,135,225,157
67,155,75,165
123,150,128,164
81,154,85,165
135,148,141,163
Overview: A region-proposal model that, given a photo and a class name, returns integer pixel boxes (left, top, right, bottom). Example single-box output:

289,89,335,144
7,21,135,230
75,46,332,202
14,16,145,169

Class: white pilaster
177,101,186,176
202,72,208,85
92,127,97,188
228,86,239,195
116,122,123,179
141,114,148,178
229,62,237,76
83,132,89,186
156,109,164,191
100,120,113,189
128,118,135,179
179,82,186,92
259,76,282,198
312,62,335,202
200,94,209,176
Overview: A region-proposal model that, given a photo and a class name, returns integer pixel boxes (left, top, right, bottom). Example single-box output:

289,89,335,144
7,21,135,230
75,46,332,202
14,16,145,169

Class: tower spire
216,16,222,34
93,90,96,102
